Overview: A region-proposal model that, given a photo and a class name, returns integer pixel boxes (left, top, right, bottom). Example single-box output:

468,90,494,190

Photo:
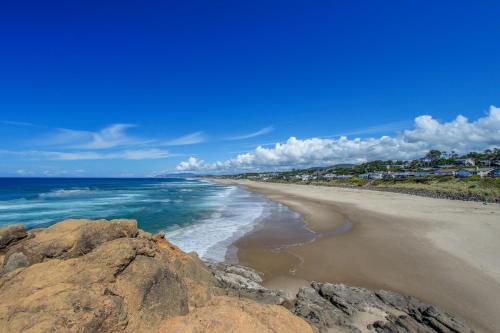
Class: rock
293,286,353,331
0,219,474,333
0,219,219,333
292,282,474,333
0,224,27,250
207,262,291,306
1,219,139,274
155,238,219,309
0,219,310,333
3,252,28,272
157,296,314,333
0,235,189,332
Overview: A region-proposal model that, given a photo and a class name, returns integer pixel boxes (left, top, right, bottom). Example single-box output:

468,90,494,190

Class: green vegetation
305,176,500,202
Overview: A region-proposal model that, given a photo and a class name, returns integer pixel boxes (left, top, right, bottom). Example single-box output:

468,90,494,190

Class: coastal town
227,149,500,182
220,149,500,202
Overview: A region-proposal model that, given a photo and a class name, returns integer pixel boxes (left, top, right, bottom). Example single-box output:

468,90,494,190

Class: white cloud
176,106,500,173
163,131,207,146
226,126,274,140
176,157,205,171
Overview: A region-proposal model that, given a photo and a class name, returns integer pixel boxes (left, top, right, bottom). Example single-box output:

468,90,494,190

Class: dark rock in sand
293,282,474,333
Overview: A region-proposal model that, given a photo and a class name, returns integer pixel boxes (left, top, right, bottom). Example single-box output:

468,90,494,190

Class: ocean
0,177,300,261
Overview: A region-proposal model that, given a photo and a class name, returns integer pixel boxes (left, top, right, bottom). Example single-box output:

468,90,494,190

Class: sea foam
165,185,271,262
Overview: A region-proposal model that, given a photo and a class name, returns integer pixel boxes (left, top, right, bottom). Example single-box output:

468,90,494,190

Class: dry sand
212,179,500,333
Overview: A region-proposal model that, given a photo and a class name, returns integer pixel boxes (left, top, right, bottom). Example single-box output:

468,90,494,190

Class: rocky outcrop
0,220,312,333
0,224,27,250
1,219,138,274
293,282,474,333
207,262,291,306
0,220,475,333
0,227,190,332
158,296,314,333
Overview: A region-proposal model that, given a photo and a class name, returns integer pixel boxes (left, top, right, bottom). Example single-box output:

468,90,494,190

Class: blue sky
1,1,499,176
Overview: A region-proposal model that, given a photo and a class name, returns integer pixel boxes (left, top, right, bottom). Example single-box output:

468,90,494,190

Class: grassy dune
270,176,500,202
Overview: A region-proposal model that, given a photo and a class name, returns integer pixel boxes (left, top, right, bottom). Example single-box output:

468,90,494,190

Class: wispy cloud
163,131,207,146
226,126,274,141
42,124,148,149
324,120,411,138
0,148,171,160
0,120,45,128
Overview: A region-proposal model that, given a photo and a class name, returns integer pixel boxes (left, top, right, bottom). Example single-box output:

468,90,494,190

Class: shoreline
211,178,500,333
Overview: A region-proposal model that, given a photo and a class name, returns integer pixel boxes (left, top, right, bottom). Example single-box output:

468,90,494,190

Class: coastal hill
0,219,474,333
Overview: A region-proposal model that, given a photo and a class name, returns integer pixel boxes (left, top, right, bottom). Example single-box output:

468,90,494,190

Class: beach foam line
165,185,271,262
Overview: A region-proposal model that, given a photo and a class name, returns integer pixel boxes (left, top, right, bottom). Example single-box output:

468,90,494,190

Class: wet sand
213,179,500,333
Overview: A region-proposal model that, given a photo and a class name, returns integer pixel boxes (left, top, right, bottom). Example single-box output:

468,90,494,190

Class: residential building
455,169,472,178
434,169,456,176
336,175,353,180
323,173,336,180
455,158,475,166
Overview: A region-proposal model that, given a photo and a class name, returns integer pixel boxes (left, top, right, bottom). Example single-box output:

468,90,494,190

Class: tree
425,150,442,161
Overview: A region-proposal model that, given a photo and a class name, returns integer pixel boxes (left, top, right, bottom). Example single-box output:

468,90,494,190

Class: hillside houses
230,149,500,182
456,168,495,178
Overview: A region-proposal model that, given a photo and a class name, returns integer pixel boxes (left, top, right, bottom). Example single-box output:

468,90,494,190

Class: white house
300,174,311,181
476,168,495,178
359,172,384,179
455,158,475,166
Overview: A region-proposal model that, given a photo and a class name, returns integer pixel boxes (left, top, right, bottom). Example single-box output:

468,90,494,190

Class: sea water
0,177,293,261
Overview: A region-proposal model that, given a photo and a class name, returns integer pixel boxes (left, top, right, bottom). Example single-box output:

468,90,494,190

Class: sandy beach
213,179,500,332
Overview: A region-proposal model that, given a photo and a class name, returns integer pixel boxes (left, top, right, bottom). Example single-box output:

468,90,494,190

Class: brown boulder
1,219,138,273
0,219,225,333
0,224,27,250
0,236,190,333
158,296,314,333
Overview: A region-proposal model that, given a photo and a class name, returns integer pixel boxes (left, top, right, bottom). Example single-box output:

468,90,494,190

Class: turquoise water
0,177,285,261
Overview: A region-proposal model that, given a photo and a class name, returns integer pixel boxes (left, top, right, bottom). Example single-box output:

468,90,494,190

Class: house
457,168,494,178
389,171,415,179
455,158,475,166
336,175,353,180
456,169,473,178
370,172,384,179
415,171,430,177
300,174,311,182
434,169,456,176
492,169,500,178
476,168,495,178
323,173,336,180
359,172,384,179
